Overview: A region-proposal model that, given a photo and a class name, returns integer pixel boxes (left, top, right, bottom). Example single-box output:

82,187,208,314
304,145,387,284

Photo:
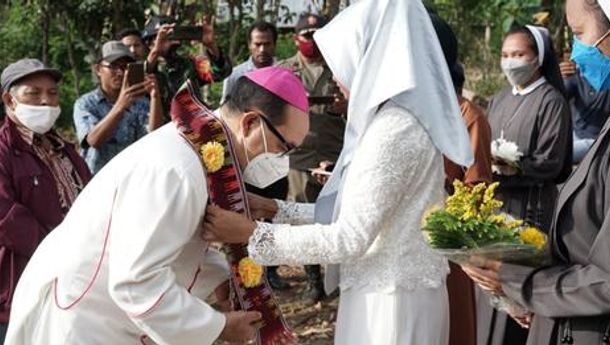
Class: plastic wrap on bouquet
435,243,551,267
422,181,550,319
435,243,550,317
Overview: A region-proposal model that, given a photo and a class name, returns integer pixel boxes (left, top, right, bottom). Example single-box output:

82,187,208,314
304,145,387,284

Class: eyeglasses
99,63,127,72
256,113,297,156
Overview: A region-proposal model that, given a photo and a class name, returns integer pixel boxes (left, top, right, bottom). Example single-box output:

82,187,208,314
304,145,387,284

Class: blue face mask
571,33,610,91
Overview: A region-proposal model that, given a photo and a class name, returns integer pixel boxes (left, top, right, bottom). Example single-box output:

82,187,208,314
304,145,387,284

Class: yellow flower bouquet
423,180,550,317
422,180,549,267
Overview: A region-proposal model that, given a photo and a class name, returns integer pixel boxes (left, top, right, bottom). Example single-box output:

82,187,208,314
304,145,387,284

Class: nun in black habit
476,24,573,345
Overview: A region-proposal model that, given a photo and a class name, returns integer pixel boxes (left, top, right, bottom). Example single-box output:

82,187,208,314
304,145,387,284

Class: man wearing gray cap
73,40,163,174
0,58,92,343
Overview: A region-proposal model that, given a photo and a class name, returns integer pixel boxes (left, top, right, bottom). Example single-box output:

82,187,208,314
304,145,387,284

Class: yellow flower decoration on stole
238,257,263,288
200,141,225,173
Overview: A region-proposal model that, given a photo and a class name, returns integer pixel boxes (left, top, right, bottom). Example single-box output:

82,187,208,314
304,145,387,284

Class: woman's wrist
264,199,279,220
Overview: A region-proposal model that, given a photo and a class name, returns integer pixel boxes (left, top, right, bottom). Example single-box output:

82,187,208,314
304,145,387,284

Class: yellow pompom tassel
200,141,225,173
238,257,263,288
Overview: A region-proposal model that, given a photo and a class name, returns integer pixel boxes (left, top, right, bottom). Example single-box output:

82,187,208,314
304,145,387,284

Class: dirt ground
216,266,338,345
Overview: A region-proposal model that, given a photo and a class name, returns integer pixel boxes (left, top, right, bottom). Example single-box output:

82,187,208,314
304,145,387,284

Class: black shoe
305,281,325,303
304,265,325,303
267,269,290,290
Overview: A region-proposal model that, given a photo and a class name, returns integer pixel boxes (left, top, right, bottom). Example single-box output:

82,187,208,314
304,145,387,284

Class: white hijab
314,0,473,209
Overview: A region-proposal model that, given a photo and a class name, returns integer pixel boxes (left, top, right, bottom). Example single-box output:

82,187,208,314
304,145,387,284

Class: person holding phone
73,41,163,174
142,16,232,118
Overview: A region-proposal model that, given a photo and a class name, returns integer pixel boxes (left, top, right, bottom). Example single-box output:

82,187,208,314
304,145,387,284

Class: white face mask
501,57,539,88
12,99,61,134
242,120,289,189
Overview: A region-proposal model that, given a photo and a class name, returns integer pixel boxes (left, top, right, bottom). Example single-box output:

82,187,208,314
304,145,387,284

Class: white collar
512,77,546,96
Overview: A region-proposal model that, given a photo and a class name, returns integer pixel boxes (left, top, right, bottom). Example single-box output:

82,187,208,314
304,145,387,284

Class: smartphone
169,26,203,41
127,62,145,86
308,95,336,105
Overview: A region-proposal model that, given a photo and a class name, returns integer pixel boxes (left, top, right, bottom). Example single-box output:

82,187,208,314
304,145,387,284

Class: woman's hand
247,193,278,220
508,309,533,329
202,205,257,243
491,157,519,176
461,257,504,296
463,258,533,328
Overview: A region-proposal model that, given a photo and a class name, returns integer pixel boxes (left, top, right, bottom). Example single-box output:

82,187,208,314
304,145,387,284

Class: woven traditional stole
171,80,294,344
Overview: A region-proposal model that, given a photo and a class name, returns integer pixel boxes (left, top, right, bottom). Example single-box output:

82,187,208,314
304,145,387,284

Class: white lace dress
248,102,450,345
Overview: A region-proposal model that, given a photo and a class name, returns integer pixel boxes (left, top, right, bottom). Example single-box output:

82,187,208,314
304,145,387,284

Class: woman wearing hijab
476,24,573,345
463,1,610,344
201,0,473,344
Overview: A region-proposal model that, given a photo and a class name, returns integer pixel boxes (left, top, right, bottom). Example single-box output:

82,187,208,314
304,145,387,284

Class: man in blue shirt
74,41,163,174
560,60,610,163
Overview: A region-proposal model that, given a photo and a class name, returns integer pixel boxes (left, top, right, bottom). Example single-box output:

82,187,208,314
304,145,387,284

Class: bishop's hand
219,310,262,343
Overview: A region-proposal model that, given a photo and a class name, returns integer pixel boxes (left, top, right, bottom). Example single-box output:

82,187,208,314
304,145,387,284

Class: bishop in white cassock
4,66,310,345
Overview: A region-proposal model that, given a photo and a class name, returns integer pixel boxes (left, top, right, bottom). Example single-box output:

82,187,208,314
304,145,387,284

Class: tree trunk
40,1,50,65
255,0,265,21
227,0,241,63
271,0,281,23
64,15,81,96
324,0,341,18
110,0,127,33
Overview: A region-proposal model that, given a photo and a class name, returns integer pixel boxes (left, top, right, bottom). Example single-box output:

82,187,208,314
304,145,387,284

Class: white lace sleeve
248,108,431,266
271,200,314,225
